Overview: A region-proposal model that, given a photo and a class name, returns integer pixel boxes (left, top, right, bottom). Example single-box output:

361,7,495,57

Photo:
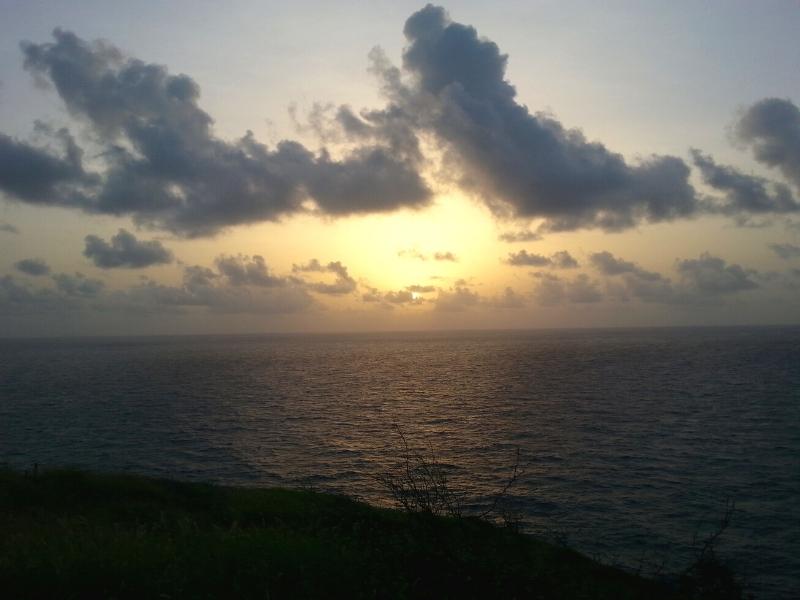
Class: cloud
434,285,480,311
735,98,800,190
5,16,800,240
292,259,357,294
1,29,431,237
216,254,287,287
0,221,19,234
531,272,603,305
379,5,702,231
398,248,458,261
1,255,317,317
769,242,800,259
550,250,579,269
52,272,104,296
14,258,50,276
362,286,420,309
589,251,673,302
83,228,173,268
589,251,662,281
123,265,313,314
386,290,424,305
691,149,800,216
6,11,800,250
362,281,438,307
587,250,765,304
498,230,542,243
383,290,420,304
506,250,550,267
398,248,428,261
675,253,758,295
0,124,95,207
505,249,579,268
0,274,67,315
485,286,525,309
111,256,315,315
406,284,436,293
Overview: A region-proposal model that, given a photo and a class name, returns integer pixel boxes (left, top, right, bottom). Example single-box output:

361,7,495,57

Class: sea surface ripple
1,327,798,598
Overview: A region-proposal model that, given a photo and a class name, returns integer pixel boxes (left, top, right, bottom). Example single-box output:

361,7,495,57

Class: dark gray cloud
769,242,800,260
589,251,673,303
506,249,578,268
551,250,579,269
506,250,550,267
1,29,431,236
1,256,314,317
433,251,457,262
531,272,602,305
586,250,766,304
498,230,542,243
0,123,95,207
691,149,800,215
14,258,50,276
0,274,67,315
589,251,662,281
84,228,173,268
385,5,701,231
52,272,104,296
292,259,357,295
735,98,800,190
215,255,287,287
675,253,758,295
0,221,19,234
122,263,313,314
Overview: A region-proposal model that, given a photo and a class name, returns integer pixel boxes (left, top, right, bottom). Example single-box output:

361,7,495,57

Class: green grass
0,468,680,599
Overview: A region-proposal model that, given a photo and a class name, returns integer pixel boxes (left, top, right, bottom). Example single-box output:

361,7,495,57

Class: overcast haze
1,0,800,336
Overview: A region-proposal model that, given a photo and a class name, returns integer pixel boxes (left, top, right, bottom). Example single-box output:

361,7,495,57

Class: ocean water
1,327,798,598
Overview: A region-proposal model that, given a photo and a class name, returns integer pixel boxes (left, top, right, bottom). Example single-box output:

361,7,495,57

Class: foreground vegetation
0,468,742,599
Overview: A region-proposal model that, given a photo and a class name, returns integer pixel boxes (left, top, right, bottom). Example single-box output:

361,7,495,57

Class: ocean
1,326,798,598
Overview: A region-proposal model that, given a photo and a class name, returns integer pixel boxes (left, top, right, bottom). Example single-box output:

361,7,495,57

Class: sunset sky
1,1,800,336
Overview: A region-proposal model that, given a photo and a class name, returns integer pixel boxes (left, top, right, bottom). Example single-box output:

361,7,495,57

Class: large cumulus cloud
371,4,701,231
735,98,800,190
0,29,431,236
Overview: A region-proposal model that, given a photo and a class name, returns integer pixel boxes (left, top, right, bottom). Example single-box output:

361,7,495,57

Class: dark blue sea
1,327,798,598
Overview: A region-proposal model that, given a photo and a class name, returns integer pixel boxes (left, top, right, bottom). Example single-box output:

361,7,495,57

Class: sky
1,0,800,336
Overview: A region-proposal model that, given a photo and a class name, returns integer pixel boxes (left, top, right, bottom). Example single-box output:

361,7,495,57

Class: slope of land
0,468,717,599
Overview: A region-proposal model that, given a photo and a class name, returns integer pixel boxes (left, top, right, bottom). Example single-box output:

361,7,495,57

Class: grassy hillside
0,468,707,599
